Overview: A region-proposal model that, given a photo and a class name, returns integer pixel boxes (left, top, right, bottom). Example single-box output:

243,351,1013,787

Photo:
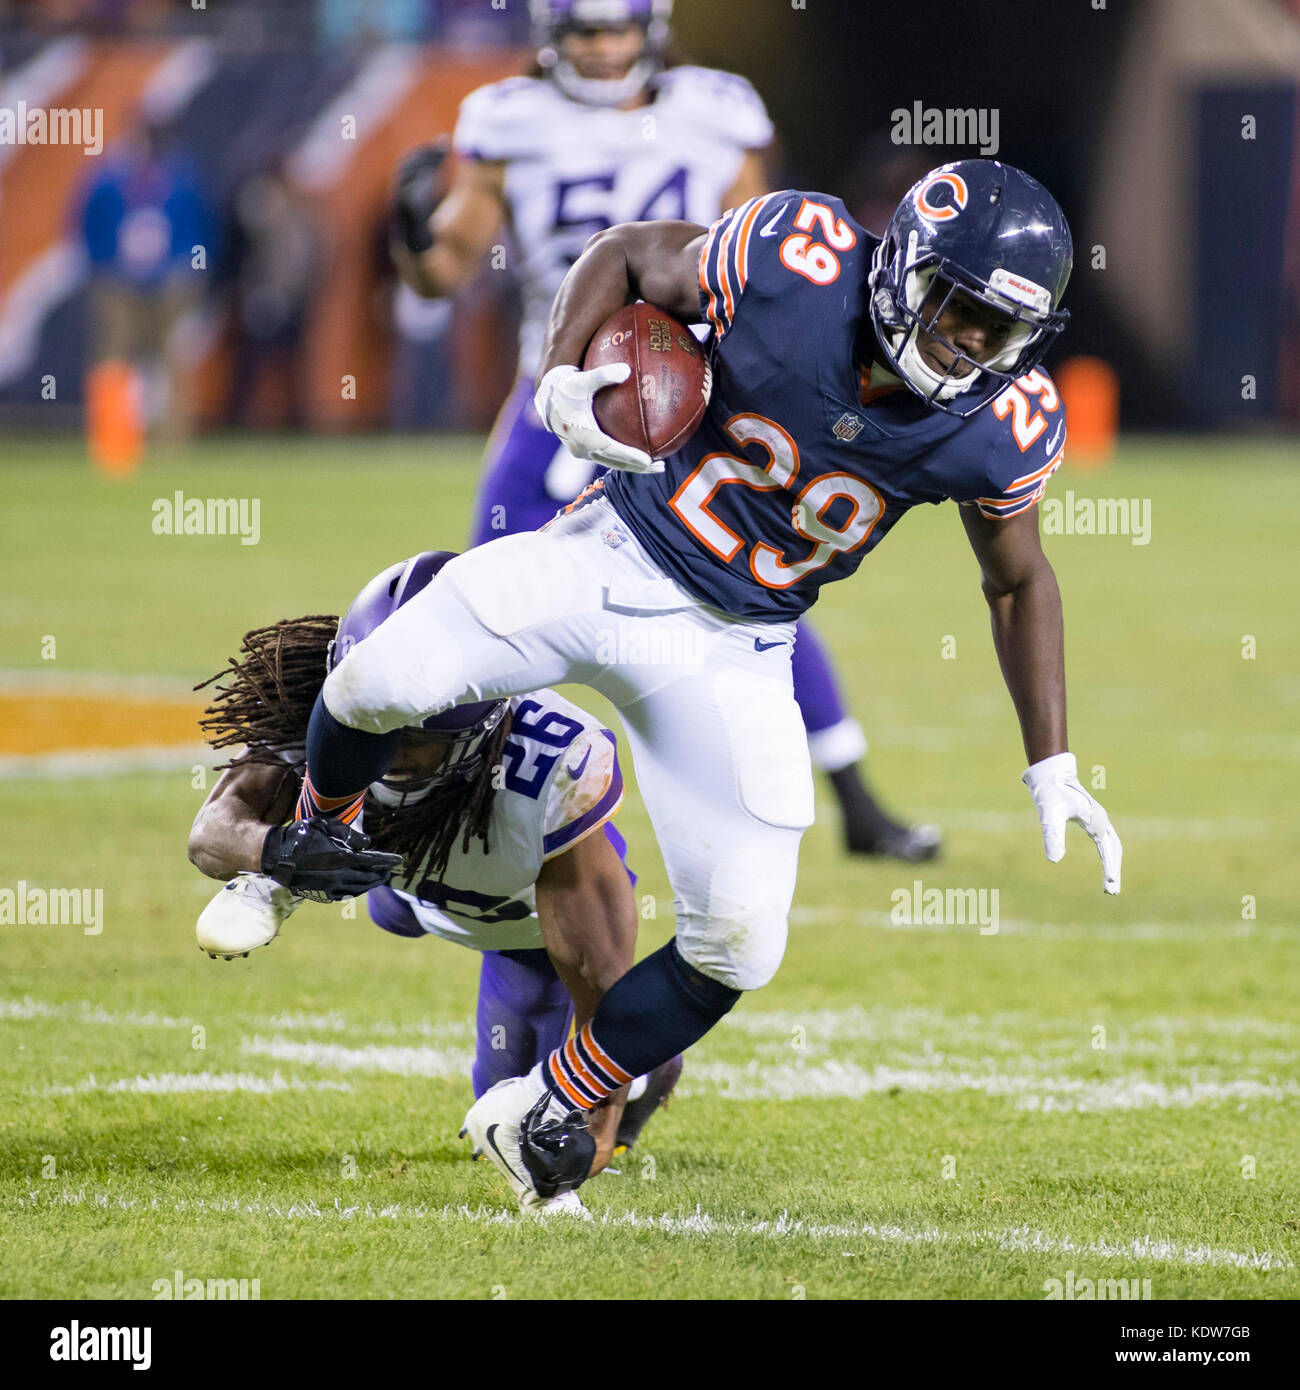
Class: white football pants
322,495,814,991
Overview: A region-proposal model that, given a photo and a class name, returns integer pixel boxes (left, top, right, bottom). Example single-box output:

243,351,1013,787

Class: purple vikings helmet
530,0,673,106
328,552,506,797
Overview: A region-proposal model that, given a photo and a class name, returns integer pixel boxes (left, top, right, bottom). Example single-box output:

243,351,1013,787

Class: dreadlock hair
196,615,338,770
195,614,512,884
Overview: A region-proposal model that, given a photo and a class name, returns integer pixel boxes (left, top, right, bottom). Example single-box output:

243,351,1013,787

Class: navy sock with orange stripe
544,940,741,1113
301,692,401,822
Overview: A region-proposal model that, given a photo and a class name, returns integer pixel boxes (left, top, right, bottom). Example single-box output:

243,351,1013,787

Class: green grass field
2,435,1297,1300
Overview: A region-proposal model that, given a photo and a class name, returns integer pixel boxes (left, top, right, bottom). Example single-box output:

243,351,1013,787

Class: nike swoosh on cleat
757,201,789,237
565,747,591,780
485,1125,526,1187
753,637,786,652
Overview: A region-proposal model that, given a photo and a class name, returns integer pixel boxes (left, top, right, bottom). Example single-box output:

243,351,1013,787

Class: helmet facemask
533,0,671,107
370,703,508,809
870,230,1066,417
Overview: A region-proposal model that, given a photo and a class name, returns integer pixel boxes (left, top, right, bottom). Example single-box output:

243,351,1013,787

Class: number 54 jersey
453,67,772,379
602,191,1068,622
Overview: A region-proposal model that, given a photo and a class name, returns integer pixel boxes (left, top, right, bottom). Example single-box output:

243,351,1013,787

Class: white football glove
196,872,302,960
533,363,662,474
1022,751,1122,895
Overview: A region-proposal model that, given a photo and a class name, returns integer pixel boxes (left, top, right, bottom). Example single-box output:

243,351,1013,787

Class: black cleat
518,1090,596,1200
850,820,943,862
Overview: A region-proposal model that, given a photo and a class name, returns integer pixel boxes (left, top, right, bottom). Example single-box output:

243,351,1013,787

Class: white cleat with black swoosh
461,1073,595,1216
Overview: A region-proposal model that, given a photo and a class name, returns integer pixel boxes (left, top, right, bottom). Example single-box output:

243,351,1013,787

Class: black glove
391,141,448,256
261,817,403,902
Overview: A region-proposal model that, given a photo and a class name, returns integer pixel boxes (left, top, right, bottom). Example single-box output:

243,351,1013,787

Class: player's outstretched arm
535,828,638,1173
961,504,1122,894
390,145,506,299
189,763,402,899
188,763,298,880
533,219,706,472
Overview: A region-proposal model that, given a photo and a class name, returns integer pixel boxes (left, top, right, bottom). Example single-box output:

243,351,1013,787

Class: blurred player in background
187,551,678,1210
389,0,940,862
78,114,214,451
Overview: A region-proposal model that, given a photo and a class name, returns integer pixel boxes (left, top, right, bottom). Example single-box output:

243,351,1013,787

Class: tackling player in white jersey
187,551,677,1211
389,0,940,862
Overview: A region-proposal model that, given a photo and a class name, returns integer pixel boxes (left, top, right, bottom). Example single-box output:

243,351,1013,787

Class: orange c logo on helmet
914,172,969,223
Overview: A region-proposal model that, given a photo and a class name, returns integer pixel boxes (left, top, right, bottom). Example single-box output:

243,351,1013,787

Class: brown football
582,302,712,458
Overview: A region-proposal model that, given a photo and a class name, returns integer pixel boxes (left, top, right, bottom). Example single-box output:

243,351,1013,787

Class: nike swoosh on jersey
753,637,787,651
757,201,789,237
1046,420,1065,455
565,747,592,780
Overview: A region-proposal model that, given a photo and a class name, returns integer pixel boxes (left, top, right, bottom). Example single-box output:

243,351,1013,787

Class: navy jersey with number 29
602,191,1067,621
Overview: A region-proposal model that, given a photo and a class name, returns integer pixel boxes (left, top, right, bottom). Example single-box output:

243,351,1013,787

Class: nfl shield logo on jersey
833,412,864,441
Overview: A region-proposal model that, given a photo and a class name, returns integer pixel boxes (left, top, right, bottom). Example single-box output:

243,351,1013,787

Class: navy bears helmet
868,159,1073,417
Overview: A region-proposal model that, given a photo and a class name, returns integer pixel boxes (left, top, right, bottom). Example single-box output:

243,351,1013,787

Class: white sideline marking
1,997,197,1029
0,995,474,1042
11,994,1293,1050
681,1059,1300,1111
238,1032,1298,1113
13,1190,1290,1271
724,1005,1300,1043
41,1071,352,1096
0,745,212,781
242,1035,473,1079
258,1011,473,1042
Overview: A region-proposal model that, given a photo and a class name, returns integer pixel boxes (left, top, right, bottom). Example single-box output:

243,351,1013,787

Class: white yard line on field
0,745,213,781
11,1189,1292,1271
0,995,474,1042
41,1071,352,1096
1,996,198,1028
9,995,1294,1052
681,1059,1300,1111
237,1033,1297,1113
724,1004,1300,1045
241,1034,473,1079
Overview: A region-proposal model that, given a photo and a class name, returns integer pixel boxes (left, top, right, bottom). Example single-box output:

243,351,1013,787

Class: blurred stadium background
0,0,1296,445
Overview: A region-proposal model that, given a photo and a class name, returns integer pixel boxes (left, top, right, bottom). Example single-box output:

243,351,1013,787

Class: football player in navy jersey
389,0,939,862
300,158,1122,1213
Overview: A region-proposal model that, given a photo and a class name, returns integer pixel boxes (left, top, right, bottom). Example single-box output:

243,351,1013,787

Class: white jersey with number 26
453,65,773,377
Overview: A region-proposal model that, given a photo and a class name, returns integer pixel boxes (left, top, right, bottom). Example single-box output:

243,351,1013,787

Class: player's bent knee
677,911,788,992
676,847,796,992
322,613,468,734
